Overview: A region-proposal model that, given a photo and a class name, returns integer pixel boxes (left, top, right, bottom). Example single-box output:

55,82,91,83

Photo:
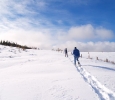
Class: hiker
64,48,68,57
72,47,80,66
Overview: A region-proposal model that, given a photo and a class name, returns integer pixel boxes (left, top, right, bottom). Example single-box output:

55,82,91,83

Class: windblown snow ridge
76,66,115,100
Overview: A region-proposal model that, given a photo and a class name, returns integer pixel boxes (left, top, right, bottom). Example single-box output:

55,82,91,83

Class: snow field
79,57,115,92
0,45,115,100
68,53,115,100
0,46,98,100
81,52,115,63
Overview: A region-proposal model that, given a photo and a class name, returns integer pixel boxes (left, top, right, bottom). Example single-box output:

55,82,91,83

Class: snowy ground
0,45,115,100
81,52,115,63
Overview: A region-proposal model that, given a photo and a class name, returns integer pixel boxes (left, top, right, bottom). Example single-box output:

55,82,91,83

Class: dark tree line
0,40,33,49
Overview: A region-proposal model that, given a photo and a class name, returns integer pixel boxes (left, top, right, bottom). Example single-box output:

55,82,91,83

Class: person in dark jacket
64,48,68,57
73,47,80,65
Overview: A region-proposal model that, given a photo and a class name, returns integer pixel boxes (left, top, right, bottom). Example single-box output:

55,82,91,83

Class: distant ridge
0,40,37,50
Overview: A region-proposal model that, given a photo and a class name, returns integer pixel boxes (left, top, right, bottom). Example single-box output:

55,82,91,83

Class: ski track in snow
69,56,115,100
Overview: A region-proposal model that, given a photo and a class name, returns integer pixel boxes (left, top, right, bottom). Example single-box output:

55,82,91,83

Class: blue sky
0,0,115,51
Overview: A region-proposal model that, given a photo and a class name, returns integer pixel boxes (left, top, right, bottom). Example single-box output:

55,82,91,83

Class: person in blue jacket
73,47,80,66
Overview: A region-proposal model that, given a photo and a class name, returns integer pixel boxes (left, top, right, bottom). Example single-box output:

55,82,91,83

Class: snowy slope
79,58,115,92
79,52,115,93
0,45,115,100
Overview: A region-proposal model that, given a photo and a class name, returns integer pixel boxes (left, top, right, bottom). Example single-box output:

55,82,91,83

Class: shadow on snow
82,65,115,72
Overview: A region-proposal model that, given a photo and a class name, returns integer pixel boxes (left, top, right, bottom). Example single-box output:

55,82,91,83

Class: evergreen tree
0,40,33,49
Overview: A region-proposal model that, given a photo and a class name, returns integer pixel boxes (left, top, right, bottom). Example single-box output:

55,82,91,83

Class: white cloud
0,22,115,51
57,24,114,41
68,24,94,40
36,1,47,8
0,29,52,49
53,24,115,51
0,0,19,15
53,41,115,52
0,0,46,20
95,28,113,39
0,0,9,14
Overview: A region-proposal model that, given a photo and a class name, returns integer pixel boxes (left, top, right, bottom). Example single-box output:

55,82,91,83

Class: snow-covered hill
0,45,115,100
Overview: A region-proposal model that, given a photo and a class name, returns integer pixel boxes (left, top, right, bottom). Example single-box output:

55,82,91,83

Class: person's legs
74,56,76,65
67,53,68,57
76,56,80,65
65,53,68,57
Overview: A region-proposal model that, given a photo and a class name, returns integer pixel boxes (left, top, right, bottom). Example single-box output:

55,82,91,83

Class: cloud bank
57,24,114,41
68,24,114,40
54,41,115,52
0,24,115,51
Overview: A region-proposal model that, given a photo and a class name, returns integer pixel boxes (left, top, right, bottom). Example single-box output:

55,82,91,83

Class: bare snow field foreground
0,45,115,100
